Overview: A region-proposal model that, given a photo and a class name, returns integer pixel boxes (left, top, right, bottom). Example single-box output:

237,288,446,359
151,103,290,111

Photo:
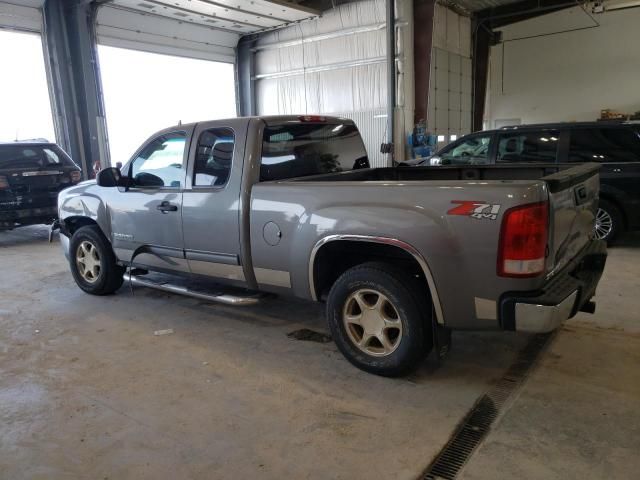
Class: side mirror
96,167,126,187
429,155,442,166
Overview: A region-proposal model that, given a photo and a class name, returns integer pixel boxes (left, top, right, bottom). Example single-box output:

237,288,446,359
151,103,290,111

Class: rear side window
0,145,77,170
260,123,369,181
496,130,560,163
193,128,234,187
569,128,640,163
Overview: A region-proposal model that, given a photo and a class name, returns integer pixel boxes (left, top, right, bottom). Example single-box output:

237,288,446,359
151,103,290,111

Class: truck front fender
58,184,111,239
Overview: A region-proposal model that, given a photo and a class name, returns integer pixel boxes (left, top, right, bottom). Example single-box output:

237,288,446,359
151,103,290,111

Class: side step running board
123,273,262,306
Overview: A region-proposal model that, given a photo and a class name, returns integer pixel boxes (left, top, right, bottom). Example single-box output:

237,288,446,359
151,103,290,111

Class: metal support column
236,35,258,117
42,0,110,178
385,0,396,161
413,0,435,126
472,23,492,132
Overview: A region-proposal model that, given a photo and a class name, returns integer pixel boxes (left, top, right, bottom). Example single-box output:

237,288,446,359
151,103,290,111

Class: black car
0,142,82,231
426,121,640,242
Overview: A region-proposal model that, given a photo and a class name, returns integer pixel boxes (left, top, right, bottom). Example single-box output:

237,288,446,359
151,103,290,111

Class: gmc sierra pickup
58,116,607,376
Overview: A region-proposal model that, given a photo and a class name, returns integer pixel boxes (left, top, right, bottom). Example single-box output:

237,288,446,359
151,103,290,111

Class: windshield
0,145,77,170
260,122,369,181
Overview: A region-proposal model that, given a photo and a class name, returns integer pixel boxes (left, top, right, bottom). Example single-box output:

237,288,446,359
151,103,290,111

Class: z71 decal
448,201,501,220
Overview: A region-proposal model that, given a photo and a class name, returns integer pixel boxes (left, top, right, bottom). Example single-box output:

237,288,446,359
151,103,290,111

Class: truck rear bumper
500,240,607,333
514,291,578,333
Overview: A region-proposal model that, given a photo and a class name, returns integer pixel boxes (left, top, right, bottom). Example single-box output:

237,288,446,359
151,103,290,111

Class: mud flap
432,315,452,364
48,220,60,243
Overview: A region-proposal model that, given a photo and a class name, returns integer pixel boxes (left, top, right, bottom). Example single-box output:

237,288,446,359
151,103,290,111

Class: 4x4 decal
448,201,501,220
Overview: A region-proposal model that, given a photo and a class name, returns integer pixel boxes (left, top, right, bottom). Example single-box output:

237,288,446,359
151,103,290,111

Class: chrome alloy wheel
76,240,101,283
594,208,613,240
342,289,403,357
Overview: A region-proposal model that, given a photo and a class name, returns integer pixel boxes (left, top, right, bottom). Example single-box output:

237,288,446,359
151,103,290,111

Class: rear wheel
595,199,622,243
69,225,124,295
326,262,431,377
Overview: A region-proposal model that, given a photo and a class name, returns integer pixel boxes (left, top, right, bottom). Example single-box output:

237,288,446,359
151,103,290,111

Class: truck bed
250,161,600,329
290,162,599,193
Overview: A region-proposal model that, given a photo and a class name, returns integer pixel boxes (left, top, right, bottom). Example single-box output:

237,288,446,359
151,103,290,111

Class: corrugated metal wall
253,0,389,167
427,4,472,150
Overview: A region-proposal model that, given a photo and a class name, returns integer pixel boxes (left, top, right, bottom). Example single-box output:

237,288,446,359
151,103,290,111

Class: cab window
496,130,560,163
438,135,491,165
130,132,187,188
193,128,234,187
260,123,368,181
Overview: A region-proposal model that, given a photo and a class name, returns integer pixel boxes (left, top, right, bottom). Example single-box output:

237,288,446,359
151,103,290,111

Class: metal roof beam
475,0,581,28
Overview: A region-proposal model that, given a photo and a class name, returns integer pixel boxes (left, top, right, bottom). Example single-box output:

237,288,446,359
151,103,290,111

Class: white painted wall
486,6,640,128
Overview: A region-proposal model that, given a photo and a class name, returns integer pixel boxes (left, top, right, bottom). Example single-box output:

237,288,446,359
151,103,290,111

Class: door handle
157,201,178,213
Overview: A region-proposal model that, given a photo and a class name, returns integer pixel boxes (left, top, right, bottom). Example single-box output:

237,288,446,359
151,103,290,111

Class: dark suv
427,122,640,242
0,142,81,231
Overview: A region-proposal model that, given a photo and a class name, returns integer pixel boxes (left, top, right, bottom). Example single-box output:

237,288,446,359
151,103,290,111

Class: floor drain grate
420,332,554,480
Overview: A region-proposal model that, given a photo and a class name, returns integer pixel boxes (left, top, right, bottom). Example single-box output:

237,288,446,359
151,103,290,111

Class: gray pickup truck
58,115,607,376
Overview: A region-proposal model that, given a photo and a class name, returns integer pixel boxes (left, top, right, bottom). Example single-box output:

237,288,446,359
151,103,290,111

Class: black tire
326,262,432,377
69,225,124,295
596,199,623,244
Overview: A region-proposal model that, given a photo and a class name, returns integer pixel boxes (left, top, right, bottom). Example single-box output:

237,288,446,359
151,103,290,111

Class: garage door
0,1,42,33
96,0,319,63
0,1,55,143
253,0,389,168
95,0,319,165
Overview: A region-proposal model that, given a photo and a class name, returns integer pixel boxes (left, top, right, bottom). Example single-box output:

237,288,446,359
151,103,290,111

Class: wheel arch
309,235,444,325
60,216,100,236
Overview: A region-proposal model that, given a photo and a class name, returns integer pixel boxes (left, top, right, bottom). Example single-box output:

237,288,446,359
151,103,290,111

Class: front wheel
69,225,125,295
326,262,431,377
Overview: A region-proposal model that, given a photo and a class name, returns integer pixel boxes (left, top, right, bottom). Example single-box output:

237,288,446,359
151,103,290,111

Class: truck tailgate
543,163,601,276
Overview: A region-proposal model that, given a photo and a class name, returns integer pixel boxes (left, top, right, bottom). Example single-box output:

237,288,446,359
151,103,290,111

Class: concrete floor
0,226,638,480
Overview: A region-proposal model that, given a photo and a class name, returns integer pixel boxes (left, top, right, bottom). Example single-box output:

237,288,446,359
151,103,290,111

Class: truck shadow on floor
118,281,532,385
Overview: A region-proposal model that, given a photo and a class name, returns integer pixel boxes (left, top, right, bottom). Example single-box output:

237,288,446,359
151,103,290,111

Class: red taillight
299,115,326,122
70,171,81,183
497,201,549,277
0,175,8,190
